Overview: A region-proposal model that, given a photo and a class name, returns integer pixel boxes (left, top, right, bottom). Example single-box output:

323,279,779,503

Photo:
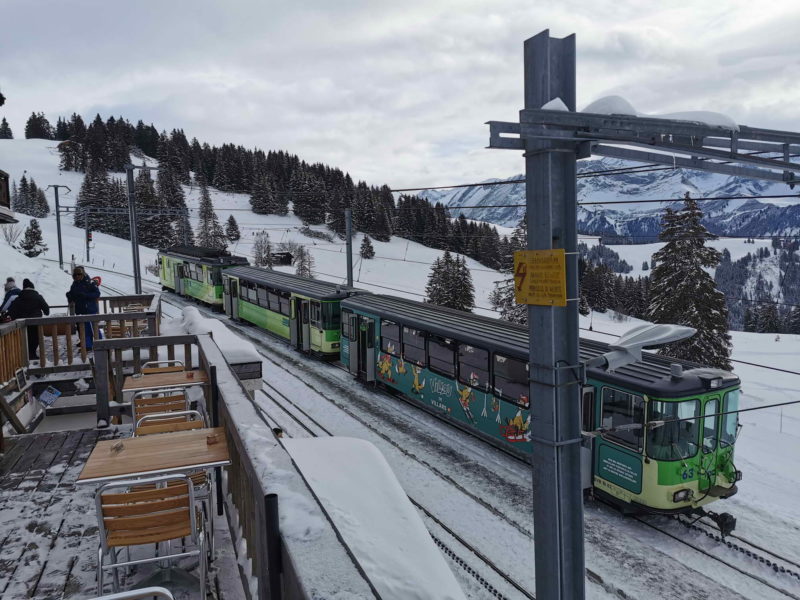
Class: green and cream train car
340,294,741,524
159,246,249,307
221,267,362,359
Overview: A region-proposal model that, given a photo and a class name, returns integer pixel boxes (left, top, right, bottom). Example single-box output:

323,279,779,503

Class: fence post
94,348,110,426
265,493,282,600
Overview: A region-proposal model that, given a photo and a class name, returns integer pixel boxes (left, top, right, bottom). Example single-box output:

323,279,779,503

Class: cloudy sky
2,0,799,188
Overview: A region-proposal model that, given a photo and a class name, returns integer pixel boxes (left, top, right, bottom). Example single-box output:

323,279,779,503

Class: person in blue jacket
66,266,101,349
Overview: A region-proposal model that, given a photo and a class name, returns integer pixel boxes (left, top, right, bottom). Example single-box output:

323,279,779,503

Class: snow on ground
284,436,467,600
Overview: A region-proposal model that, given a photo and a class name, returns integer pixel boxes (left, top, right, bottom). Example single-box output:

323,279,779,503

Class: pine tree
195,179,226,250
253,231,273,268
360,235,375,259
454,255,475,312
642,260,649,271
648,193,732,370
24,112,53,139
0,117,12,139
294,246,314,277
579,292,591,316
135,168,174,248
226,214,241,242
788,307,800,335
19,219,48,257
75,160,110,232
490,217,527,324
426,251,475,312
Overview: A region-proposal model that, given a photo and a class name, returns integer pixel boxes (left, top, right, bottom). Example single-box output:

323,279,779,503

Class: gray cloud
1,0,799,188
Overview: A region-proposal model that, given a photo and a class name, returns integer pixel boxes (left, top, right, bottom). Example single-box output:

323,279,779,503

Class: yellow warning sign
513,249,567,306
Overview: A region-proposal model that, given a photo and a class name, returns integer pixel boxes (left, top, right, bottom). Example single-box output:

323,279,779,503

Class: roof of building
342,294,739,398
224,266,365,300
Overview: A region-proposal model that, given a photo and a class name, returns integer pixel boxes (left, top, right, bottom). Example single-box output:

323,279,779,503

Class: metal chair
141,360,185,374
131,388,189,430
89,586,175,599
95,475,207,597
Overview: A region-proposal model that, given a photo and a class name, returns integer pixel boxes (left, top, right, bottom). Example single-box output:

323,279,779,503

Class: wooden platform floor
0,428,241,599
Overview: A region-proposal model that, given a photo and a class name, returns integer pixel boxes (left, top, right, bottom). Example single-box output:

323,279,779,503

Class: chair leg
199,527,208,599
97,546,104,594
110,549,121,593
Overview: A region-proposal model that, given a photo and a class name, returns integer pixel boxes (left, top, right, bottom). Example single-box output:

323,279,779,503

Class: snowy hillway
2,137,800,598
419,157,800,239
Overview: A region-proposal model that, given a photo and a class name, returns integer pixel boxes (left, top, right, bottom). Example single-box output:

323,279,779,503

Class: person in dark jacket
9,279,50,359
66,266,101,349
1,277,21,312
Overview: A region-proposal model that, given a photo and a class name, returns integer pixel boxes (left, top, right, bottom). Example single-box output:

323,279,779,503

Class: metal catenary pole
345,208,354,287
524,32,585,599
125,164,143,294
46,184,70,271
84,209,90,263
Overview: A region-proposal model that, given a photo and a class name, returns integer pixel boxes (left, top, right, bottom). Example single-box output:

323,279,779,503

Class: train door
290,298,299,348
357,317,375,382
580,386,595,491
222,277,231,315
348,313,359,375
229,279,240,321
174,263,185,296
301,300,311,352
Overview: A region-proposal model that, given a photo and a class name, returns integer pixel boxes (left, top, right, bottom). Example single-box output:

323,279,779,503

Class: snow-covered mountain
419,158,800,239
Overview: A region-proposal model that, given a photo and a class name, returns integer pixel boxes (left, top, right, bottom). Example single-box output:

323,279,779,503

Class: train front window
703,398,719,453
720,389,740,448
646,399,700,461
601,388,644,451
322,302,340,330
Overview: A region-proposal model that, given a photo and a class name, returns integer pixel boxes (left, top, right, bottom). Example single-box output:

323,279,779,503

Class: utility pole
125,165,142,294
46,184,70,271
84,210,90,263
345,208,353,287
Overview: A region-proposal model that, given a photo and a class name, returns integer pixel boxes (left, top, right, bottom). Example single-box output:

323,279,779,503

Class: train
158,246,742,532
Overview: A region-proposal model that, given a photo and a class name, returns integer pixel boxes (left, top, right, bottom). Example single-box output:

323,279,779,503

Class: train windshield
720,389,740,448
322,302,340,330
646,399,700,461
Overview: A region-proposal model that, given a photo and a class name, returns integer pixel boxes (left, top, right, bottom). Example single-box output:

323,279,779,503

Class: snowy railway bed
161,293,800,600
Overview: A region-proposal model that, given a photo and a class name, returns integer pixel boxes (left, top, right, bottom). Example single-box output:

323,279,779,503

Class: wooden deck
0,428,120,599
0,427,243,599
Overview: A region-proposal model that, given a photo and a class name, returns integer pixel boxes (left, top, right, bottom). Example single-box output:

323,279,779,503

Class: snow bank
0,237,74,310
179,306,260,364
582,95,739,131
283,437,466,600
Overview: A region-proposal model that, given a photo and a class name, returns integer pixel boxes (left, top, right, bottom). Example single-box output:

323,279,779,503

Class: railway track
161,293,800,599
256,379,534,599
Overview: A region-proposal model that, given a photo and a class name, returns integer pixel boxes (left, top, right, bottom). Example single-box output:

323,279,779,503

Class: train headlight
673,489,693,503
331,343,340,349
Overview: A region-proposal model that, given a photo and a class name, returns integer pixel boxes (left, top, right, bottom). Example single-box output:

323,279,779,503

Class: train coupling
694,508,737,537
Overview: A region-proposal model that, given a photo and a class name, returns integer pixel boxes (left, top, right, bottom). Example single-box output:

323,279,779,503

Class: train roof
342,294,739,398
224,266,364,300
159,246,249,266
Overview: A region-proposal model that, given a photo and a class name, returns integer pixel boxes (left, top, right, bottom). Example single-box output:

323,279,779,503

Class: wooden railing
23,293,162,373
0,321,26,385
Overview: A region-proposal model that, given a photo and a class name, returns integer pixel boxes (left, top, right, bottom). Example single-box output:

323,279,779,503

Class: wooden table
77,427,229,484
122,369,209,392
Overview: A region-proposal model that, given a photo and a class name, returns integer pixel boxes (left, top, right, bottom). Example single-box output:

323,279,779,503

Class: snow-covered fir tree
195,179,227,250
252,231,273,268
157,136,193,246
225,215,240,242
75,160,110,232
489,218,527,324
579,292,590,316
294,246,314,278
0,117,12,139
19,219,48,257
425,251,475,312
360,235,375,259
789,306,800,334
24,112,53,139
647,193,732,370
135,168,174,248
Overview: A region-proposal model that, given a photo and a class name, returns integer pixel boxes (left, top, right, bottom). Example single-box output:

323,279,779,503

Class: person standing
1,277,20,312
9,279,50,359
66,266,101,349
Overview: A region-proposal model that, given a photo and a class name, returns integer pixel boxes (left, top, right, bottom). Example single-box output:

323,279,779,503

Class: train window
341,309,353,338
402,327,426,366
646,398,699,460
381,320,400,356
702,399,719,453
720,390,739,448
279,294,291,317
322,302,340,330
428,336,455,377
257,286,269,308
310,302,322,328
458,344,489,389
211,268,222,285
268,292,279,312
601,388,645,452
493,354,529,408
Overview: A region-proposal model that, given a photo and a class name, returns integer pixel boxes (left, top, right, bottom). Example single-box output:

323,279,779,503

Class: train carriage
221,267,362,359
341,294,741,519
159,246,249,307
